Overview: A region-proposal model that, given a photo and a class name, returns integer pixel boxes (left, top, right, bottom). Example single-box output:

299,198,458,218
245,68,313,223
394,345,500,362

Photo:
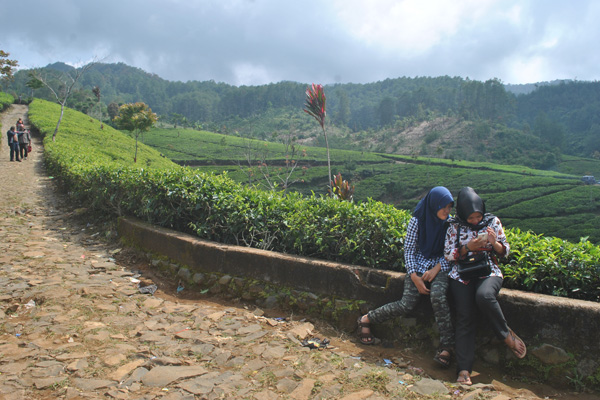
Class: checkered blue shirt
404,217,451,275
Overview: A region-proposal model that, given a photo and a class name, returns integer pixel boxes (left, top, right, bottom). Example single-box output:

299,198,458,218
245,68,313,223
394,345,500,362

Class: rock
177,376,215,395
463,388,484,400
120,367,149,388
141,365,208,387
103,354,127,366
338,389,374,400
408,377,449,396
192,272,204,284
109,359,146,382
531,344,571,364
481,347,501,364
288,322,314,340
177,267,191,281
33,377,66,389
289,378,316,400
218,275,232,285
276,377,298,393
577,358,599,377
72,378,116,390
66,358,88,372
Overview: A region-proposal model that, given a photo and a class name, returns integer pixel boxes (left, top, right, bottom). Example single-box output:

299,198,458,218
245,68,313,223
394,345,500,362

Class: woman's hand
468,235,487,251
486,227,497,245
422,263,441,283
411,273,430,295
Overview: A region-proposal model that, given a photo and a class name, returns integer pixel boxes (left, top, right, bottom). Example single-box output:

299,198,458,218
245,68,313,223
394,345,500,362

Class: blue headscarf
413,186,454,259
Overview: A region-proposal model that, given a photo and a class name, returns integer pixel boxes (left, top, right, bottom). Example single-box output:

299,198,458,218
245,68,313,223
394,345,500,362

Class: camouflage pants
367,272,454,348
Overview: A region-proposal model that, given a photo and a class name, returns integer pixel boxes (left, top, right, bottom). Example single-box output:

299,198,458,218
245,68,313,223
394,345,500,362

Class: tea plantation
22,98,600,302
143,126,600,244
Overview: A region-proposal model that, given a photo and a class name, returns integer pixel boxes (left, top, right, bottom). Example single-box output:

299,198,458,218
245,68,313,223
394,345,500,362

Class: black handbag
458,252,491,280
456,225,492,280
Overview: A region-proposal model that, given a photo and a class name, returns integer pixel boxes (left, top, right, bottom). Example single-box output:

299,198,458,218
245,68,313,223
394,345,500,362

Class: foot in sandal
505,328,527,358
433,347,452,368
356,315,375,345
457,370,472,385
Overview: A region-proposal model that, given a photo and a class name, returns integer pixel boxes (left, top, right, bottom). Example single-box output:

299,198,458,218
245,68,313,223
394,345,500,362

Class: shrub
26,98,600,302
0,92,14,111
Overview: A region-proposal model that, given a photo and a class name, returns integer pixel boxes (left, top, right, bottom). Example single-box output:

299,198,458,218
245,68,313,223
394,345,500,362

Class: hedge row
0,92,14,112
27,99,600,302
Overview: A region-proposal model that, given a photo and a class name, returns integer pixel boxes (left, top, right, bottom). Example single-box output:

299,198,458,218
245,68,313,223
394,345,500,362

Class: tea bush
26,99,600,301
0,92,14,111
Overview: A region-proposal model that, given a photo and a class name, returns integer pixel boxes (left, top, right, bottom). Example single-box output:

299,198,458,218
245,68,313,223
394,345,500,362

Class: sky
2,0,599,87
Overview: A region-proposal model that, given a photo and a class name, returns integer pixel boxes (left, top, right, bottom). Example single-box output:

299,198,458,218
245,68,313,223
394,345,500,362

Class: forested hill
6,62,600,167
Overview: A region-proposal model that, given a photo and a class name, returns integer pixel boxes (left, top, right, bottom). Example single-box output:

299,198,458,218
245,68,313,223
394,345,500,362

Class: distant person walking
356,186,455,368
18,129,31,160
444,187,526,386
16,118,25,132
6,126,20,162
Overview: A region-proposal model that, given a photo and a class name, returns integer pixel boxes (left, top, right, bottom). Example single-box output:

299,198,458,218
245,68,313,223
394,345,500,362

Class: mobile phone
478,231,488,241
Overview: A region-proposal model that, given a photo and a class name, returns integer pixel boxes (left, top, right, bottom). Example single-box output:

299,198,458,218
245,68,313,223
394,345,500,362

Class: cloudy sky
2,0,599,86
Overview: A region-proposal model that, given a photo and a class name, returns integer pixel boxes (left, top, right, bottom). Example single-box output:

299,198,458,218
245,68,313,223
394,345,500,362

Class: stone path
0,105,588,399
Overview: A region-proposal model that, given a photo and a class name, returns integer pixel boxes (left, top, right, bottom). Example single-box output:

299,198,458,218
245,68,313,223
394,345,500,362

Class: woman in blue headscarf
357,186,455,368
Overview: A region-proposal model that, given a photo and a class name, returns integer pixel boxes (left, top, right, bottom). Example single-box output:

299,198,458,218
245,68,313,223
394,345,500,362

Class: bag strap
455,224,461,250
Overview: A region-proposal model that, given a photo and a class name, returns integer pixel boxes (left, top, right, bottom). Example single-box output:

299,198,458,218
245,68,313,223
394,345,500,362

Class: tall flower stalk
303,83,332,194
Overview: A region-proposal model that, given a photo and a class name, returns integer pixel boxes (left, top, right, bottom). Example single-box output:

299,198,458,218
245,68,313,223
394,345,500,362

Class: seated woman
444,187,526,385
357,186,455,368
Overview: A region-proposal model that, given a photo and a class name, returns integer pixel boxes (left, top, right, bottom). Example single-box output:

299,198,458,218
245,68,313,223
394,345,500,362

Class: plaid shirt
404,217,451,275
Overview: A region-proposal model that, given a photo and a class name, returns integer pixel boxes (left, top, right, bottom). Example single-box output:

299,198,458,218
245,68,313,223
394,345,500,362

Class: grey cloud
2,0,599,86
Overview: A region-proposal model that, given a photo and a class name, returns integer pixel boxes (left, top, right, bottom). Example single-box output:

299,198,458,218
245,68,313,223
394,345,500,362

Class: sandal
506,329,527,359
356,316,375,345
433,347,452,368
457,370,472,385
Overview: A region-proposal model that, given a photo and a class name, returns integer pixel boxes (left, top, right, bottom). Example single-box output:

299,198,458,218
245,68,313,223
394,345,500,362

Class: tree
0,50,18,85
26,77,44,98
92,86,101,118
107,102,120,120
304,83,332,194
378,96,395,126
113,102,158,163
27,61,97,141
334,89,350,126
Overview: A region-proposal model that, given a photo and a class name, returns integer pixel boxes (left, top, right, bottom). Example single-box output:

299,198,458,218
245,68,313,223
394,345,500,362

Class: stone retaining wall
118,217,600,388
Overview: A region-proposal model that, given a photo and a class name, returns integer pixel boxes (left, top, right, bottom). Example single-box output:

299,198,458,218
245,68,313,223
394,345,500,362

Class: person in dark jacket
6,126,20,162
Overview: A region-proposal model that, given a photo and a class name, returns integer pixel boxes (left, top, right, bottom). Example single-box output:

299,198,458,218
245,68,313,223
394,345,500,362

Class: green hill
7,63,600,167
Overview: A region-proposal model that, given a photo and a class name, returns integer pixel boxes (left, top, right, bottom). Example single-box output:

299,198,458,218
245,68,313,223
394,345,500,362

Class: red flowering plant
303,83,332,194
331,172,355,201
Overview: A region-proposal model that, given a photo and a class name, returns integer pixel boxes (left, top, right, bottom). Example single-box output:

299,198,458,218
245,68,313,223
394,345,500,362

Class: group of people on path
6,118,32,162
357,186,527,386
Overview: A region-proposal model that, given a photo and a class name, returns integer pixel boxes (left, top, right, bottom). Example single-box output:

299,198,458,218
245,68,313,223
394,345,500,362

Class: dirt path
0,104,594,399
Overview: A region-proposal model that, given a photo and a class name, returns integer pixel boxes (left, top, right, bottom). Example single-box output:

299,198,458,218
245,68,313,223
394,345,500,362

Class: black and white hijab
452,186,495,231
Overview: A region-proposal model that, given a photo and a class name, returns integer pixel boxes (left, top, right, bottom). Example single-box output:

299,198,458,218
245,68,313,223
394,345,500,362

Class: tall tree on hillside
27,61,98,141
25,77,44,98
378,96,395,126
334,89,350,126
92,86,101,118
304,83,332,194
107,102,120,120
0,50,18,87
114,102,158,163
